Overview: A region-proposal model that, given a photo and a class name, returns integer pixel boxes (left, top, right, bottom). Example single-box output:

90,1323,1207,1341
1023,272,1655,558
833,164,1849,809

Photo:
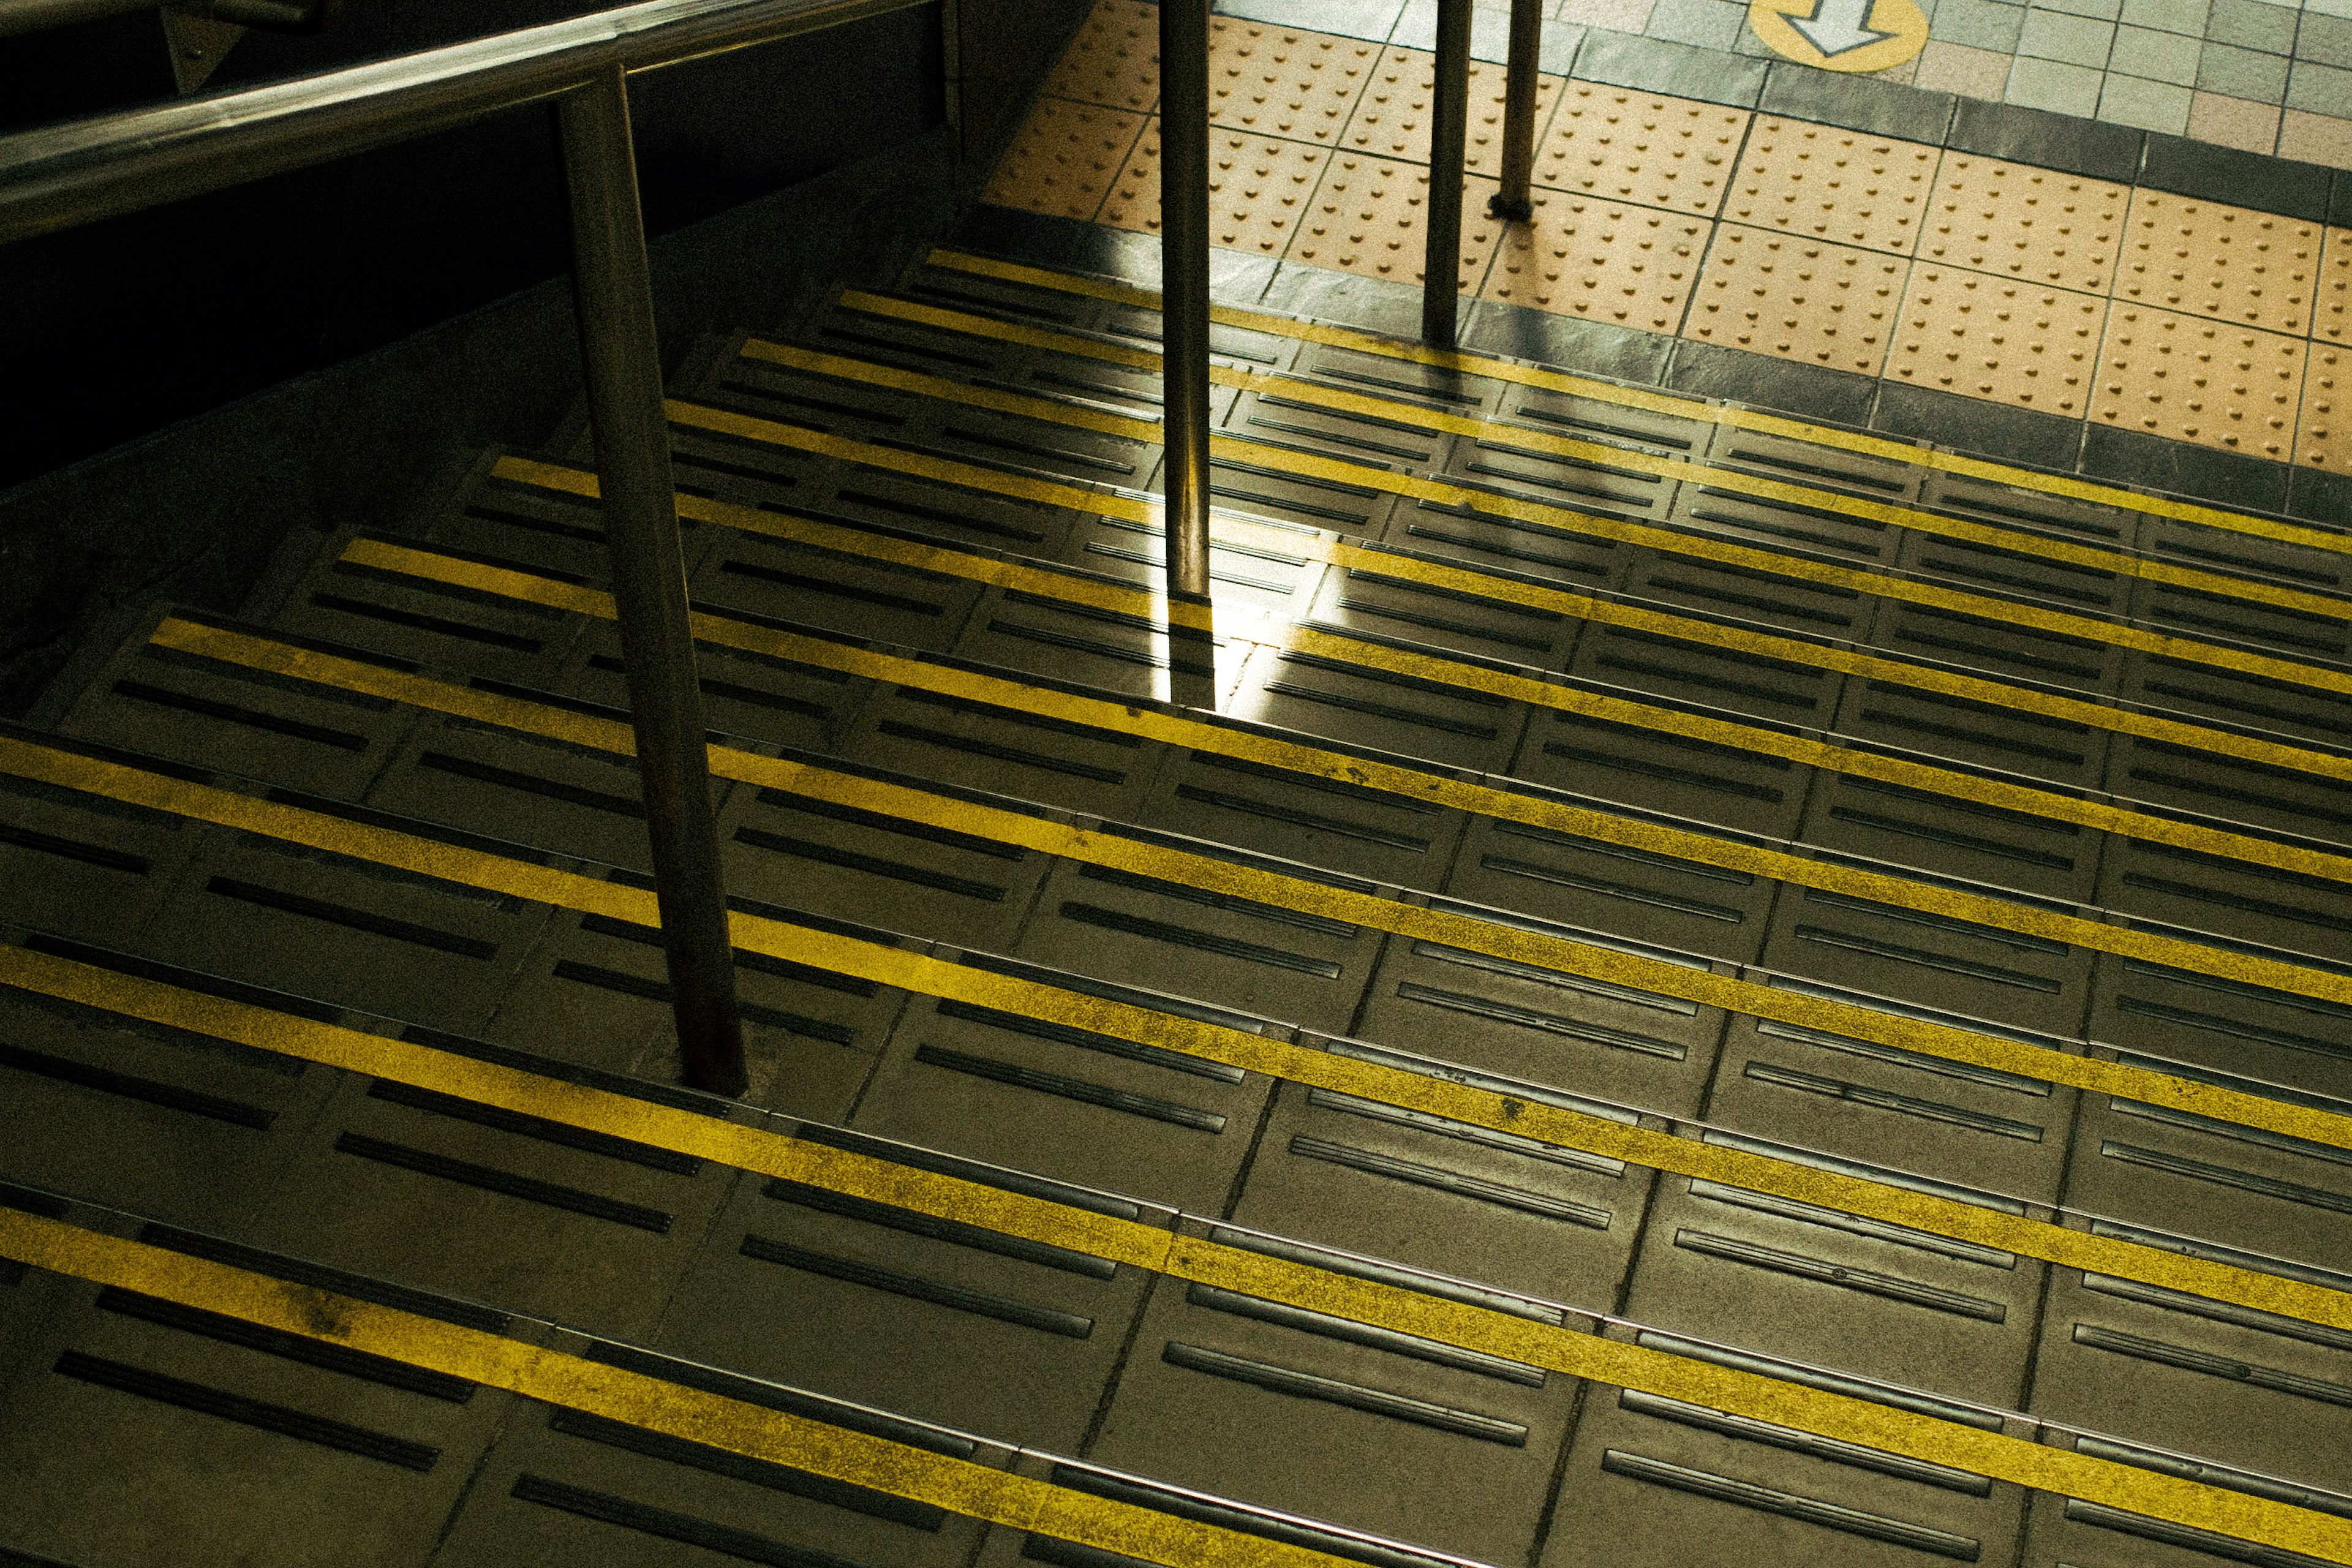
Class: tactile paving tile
1682,225,1909,375
1721,119,1940,257
2301,344,2343,470
1098,123,1332,257
2320,225,2351,345
1038,0,1159,113
1206,19,1379,145
1887,266,2109,417
981,98,1147,222
1917,154,2128,295
1289,154,1505,290
2090,303,2309,460
1530,86,1751,217
2115,190,2321,337
1337,48,1561,175
1480,193,1709,333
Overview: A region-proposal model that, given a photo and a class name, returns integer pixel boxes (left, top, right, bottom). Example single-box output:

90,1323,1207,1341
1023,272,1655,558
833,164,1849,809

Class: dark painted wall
0,1,944,491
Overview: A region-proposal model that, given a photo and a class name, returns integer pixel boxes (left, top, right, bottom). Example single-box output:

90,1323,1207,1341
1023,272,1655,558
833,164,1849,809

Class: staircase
6,233,2352,1568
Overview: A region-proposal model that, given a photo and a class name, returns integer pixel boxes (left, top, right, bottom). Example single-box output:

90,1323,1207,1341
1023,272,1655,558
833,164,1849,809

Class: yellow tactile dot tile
1887,268,2108,417
2318,227,2351,345
1530,86,1751,217
1917,156,2128,295
1206,21,1378,145
1336,49,1561,173
1099,124,1330,257
2116,190,2321,337
1722,119,1940,257
1039,0,1161,113
981,99,1147,222
2092,304,2309,460
1482,194,1709,332
1290,155,1505,290
2299,346,2342,470
1683,225,1909,375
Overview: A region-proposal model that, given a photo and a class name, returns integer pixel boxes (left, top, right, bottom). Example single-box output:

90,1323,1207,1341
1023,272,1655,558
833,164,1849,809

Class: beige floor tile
2092,303,2308,461
1912,41,2013,101
982,99,1148,222
2187,92,2283,156
2300,346,2343,472
2280,110,2352,173
2320,227,2351,347
1529,85,1751,216
1099,123,1333,258
2117,190,2322,336
1289,155,1506,290
1556,0,1655,28
1336,48,1563,173
1683,224,1910,375
1722,119,1942,257
1207,20,1381,145
1039,0,1161,113
1888,268,2109,417
1918,156,2128,294
1480,193,1711,331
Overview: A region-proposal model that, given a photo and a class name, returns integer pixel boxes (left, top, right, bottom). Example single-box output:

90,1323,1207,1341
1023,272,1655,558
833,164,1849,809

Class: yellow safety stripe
650,398,2352,790
796,306,2352,699
0,1210,1343,1568
53,614,2352,1164
4,950,2352,1564
922,248,2352,560
481,458,2352,894
782,319,2352,634
162,604,2352,1029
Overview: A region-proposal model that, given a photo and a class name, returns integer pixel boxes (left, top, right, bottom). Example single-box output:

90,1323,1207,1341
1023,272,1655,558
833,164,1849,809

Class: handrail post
1158,0,1212,608
557,61,747,1098
1489,0,1542,222
1422,0,1471,347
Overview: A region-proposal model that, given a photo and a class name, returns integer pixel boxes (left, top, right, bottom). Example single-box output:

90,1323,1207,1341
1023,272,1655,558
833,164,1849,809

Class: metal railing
0,0,929,1097
1,0,1539,1099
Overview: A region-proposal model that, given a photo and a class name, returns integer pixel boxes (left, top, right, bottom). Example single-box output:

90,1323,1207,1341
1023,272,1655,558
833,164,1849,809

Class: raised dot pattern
1207,23,1378,145
1684,228,1907,375
1532,88,1750,217
2094,304,2309,459
1724,121,1940,257
1484,195,1709,332
2116,192,2320,337
1890,268,2108,417
1920,156,2126,295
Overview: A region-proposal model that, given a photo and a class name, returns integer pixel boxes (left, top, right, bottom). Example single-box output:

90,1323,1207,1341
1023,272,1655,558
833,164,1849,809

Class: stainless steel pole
1489,0,1542,222
557,62,747,1097
1422,0,1471,346
1158,0,1212,601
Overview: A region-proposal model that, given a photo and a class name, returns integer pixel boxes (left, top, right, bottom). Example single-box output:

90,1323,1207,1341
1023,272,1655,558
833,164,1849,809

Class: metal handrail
0,0,925,242
1,0,932,1096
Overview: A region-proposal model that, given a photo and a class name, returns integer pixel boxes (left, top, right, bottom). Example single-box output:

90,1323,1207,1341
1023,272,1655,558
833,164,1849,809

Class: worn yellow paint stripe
6,951,2352,1562
62,618,2352,1162
650,398,2352,790
747,331,2352,635
0,1208,1346,1568
782,312,2352,700
922,248,2352,559
160,605,2352,1036
480,460,2352,892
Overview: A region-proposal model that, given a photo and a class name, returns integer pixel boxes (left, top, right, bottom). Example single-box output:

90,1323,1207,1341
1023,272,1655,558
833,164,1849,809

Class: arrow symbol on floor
1788,0,1891,55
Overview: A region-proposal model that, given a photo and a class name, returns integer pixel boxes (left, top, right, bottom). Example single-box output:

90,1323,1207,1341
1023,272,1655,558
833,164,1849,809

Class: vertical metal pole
1423,0,1471,347
558,62,747,1098
1158,0,1212,601
1489,0,1543,222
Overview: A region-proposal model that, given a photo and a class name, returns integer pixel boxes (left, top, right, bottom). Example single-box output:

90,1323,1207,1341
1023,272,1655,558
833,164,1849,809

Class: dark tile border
1871,382,2084,475
2332,170,2352,229
1945,99,2144,186
1569,31,1769,108
2081,424,2291,514
1465,299,1677,387
2288,464,2352,527
1664,340,1879,427
1757,64,1954,145
2140,134,2333,224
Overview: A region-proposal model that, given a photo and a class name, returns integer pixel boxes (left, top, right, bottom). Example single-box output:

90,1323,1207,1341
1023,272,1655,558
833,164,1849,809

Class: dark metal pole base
1485,192,1534,222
